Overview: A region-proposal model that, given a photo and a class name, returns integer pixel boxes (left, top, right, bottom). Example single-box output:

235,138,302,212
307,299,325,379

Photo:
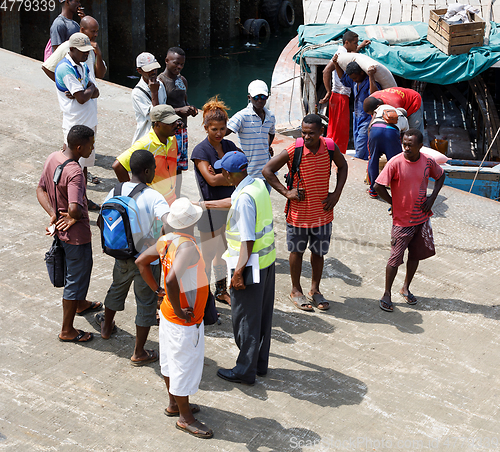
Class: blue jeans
368,124,402,193
354,117,370,160
61,241,93,300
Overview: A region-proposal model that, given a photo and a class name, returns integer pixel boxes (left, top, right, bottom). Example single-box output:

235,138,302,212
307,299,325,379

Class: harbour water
112,27,298,113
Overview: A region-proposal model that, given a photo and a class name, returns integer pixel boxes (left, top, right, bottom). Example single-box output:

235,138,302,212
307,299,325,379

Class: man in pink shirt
374,129,445,312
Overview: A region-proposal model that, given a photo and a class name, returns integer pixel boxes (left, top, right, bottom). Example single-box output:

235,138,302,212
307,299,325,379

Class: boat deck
303,0,499,25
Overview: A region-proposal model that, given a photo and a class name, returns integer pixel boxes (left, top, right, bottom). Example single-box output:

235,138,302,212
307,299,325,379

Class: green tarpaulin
296,22,500,85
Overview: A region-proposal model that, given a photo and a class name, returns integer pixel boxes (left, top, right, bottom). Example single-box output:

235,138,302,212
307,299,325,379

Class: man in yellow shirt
112,105,180,205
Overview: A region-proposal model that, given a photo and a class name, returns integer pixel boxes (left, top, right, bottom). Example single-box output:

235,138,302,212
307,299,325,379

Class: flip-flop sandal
379,299,394,312
400,290,417,305
215,291,231,306
94,313,117,338
77,301,102,316
130,349,159,367
176,420,213,439
290,294,314,312
164,404,200,417
58,329,93,343
307,293,330,311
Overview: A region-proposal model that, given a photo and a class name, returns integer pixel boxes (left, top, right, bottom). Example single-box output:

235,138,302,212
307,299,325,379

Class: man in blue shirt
332,56,380,160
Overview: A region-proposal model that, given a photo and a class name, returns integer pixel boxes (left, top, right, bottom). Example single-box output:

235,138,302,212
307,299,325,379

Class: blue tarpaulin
296,22,500,85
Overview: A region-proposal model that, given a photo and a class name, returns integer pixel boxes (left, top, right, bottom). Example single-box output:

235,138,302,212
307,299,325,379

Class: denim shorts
61,241,93,301
103,258,160,327
286,223,332,256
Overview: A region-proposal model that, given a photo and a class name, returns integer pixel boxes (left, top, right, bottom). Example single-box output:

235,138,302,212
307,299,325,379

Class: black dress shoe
256,371,267,377
217,368,254,385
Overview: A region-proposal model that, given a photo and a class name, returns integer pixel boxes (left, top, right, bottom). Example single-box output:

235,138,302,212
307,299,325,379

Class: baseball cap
213,151,248,173
150,105,181,124
248,80,269,97
68,33,93,52
136,52,161,72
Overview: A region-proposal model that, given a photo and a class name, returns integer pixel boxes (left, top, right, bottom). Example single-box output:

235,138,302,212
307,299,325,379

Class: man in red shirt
364,87,424,132
374,129,445,312
263,114,348,312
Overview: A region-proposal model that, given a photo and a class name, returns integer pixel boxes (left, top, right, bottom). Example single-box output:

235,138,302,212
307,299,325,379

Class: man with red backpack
263,114,348,312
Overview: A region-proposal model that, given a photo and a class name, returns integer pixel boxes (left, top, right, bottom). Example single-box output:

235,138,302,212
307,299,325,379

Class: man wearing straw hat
136,198,213,439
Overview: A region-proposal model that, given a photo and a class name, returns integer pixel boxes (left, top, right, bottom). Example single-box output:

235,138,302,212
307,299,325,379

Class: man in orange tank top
136,198,213,439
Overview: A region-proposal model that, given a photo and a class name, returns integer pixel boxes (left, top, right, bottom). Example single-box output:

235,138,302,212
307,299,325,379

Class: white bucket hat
167,198,203,230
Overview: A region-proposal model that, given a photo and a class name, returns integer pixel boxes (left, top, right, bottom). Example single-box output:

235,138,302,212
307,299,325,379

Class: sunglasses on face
252,94,268,101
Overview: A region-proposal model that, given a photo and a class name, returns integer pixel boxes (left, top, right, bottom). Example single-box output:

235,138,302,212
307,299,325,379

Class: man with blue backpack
263,114,348,312
98,150,170,366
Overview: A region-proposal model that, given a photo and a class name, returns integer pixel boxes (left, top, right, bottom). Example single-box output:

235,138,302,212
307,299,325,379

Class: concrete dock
1,48,500,451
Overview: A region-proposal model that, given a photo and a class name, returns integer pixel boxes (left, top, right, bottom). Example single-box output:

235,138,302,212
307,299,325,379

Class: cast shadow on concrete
174,405,321,452
86,318,162,364
205,306,335,344
334,296,425,334
405,296,500,320
274,257,362,287
200,355,367,408
95,153,116,170
429,194,448,218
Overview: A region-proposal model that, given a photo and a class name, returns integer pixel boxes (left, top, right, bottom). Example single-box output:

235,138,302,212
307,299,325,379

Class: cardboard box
427,8,485,55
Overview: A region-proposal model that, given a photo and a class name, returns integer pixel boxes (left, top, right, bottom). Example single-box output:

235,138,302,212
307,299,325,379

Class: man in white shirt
226,80,275,188
131,52,167,143
319,31,370,154
98,150,170,366
54,32,100,209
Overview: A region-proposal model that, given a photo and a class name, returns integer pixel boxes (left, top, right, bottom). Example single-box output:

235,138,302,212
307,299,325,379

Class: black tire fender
249,18,271,39
278,0,295,27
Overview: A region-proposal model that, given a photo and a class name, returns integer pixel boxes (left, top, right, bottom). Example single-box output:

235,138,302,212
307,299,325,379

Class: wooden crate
427,8,485,55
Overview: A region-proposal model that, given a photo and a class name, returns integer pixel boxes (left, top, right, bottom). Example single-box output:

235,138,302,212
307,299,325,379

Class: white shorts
63,125,97,168
159,312,205,397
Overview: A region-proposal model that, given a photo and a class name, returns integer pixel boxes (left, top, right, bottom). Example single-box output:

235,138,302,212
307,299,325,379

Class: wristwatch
155,287,164,295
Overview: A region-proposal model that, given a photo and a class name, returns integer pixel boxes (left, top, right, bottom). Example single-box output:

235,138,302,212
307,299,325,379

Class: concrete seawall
1,48,500,451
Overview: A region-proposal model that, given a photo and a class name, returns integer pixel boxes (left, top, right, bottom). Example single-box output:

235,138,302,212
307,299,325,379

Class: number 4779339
0,0,56,12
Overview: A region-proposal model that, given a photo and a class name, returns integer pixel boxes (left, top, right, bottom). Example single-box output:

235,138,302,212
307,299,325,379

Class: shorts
388,219,435,267
176,127,188,171
103,258,160,327
61,241,93,300
63,125,97,168
286,222,332,256
197,208,229,233
159,312,205,397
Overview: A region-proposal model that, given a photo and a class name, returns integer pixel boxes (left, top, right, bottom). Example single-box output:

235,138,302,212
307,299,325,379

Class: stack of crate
427,8,485,55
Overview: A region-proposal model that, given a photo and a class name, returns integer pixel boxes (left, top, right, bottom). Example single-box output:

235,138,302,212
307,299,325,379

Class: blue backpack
99,183,148,259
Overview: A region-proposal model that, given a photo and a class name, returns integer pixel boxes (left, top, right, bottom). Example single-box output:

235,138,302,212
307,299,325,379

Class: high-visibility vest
224,178,275,269
158,233,208,326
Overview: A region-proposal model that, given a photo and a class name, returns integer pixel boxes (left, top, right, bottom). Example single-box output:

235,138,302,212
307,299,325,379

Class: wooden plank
412,3,424,22
316,0,334,24
352,0,369,25
401,0,412,22
338,0,357,24
364,0,380,24
422,0,436,23
378,0,391,24
326,0,345,23
390,0,402,23
304,0,321,24
493,1,500,23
